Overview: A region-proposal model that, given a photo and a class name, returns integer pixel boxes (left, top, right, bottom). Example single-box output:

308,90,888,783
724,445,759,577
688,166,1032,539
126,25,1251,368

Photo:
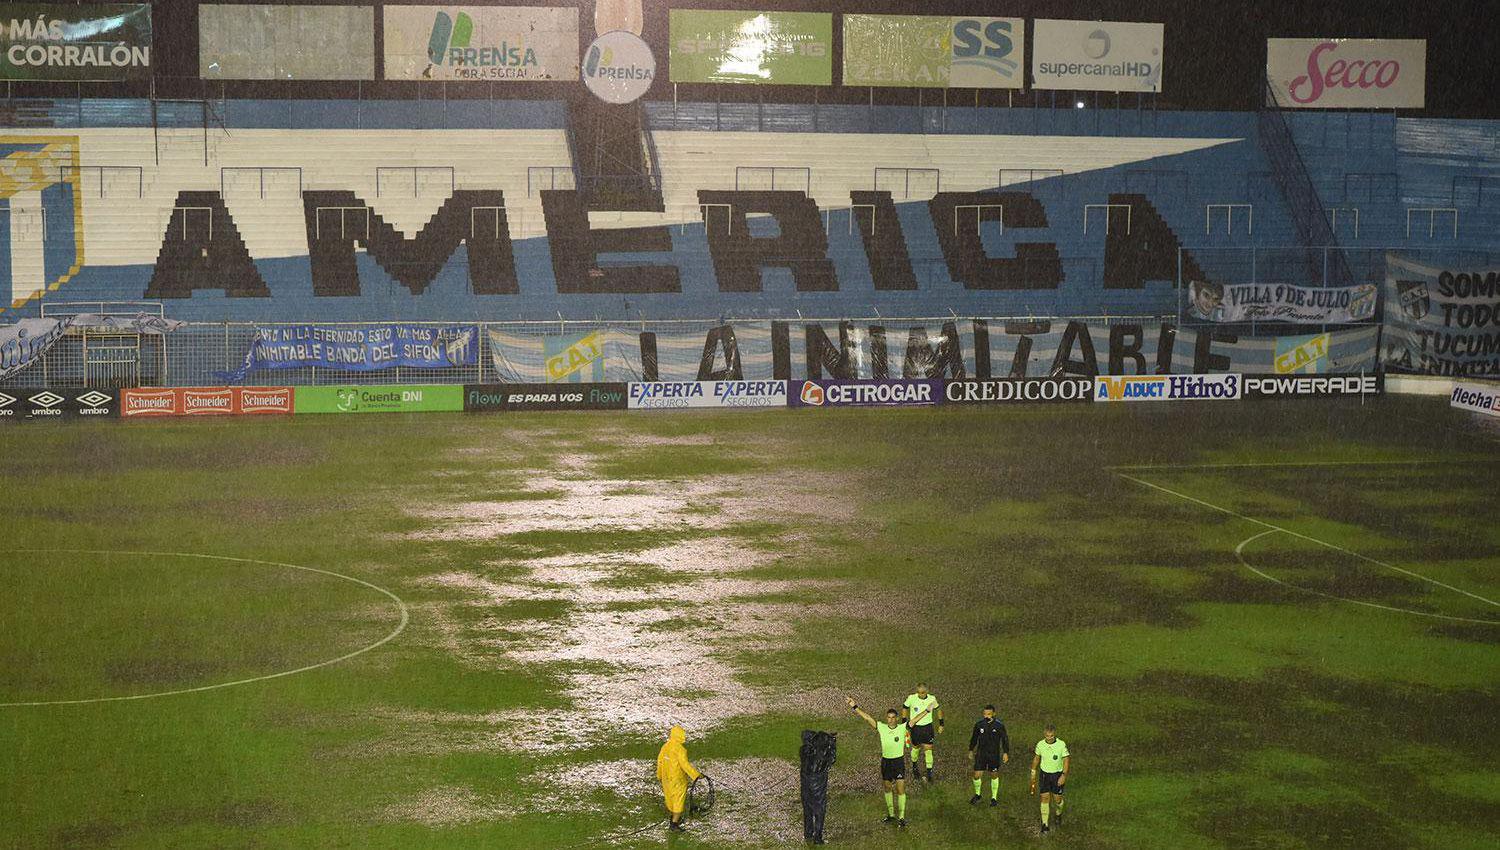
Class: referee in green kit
1030,724,1071,834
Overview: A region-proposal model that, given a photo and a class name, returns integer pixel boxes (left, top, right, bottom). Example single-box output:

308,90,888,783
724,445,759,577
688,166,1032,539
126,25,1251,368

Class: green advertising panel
294,385,464,414
0,4,151,80
843,14,1024,89
669,9,831,85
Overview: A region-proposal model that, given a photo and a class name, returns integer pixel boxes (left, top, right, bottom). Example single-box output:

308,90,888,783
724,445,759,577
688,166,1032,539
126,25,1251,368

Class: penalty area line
0,549,410,708
1235,530,1500,625
1104,459,1493,472
1115,474,1500,616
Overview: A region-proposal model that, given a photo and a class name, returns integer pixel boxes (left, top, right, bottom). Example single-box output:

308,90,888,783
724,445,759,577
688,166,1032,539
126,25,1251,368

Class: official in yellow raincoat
656,725,702,831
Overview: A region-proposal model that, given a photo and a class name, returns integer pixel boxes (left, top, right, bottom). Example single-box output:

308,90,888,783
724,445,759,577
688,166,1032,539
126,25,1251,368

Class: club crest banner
1382,254,1500,376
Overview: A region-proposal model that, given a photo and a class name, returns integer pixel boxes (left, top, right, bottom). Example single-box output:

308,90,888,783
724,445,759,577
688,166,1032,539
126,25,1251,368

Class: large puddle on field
379,440,860,836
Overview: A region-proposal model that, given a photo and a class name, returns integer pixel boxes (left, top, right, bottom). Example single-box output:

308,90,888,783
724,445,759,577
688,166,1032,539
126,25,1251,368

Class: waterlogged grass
1,396,1498,849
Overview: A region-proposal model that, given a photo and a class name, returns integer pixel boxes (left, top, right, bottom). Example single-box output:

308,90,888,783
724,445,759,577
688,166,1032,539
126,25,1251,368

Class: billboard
464,383,628,412
1451,382,1500,417
1267,39,1426,109
669,10,832,85
842,15,1023,89
790,379,940,408
200,4,374,80
383,5,578,81
1032,19,1162,93
120,387,294,417
0,3,150,81
1094,374,1241,402
627,380,787,409
293,385,463,414
0,388,116,420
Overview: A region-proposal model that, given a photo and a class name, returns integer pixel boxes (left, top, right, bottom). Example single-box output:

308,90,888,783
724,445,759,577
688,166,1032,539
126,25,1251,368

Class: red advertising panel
120,387,294,416
120,388,179,417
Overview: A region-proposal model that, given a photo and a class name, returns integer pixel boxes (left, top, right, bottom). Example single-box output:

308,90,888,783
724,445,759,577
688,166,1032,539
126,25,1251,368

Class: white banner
1267,39,1425,109
1450,381,1500,417
1187,280,1378,324
383,5,578,81
1032,19,1162,93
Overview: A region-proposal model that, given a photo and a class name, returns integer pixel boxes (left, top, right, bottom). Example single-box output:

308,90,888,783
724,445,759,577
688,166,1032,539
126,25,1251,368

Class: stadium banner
669,10,832,85
464,382,627,412
944,377,1096,404
1094,374,1241,402
200,4,374,80
492,320,1378,381
120,387,293,417
1273,332,1333,374
790,379,941,408
0,317,71,380
383,5,579,81
0,3,151,81
1450,381,1500,417
627,380,787,410
1383,255,1500,376
1267,39,1426,109
219,324,478,384
293,385,463,414
842,15,1024,89
1186,280,1377,324
1031,19,1162,93
0,387,116,421
1242,373,1382,399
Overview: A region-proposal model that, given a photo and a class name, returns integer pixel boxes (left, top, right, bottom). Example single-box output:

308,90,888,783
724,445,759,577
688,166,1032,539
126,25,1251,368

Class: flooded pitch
384,434,860,839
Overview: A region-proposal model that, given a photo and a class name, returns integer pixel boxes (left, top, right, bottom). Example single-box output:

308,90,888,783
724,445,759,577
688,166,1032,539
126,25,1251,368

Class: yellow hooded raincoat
656,726,701,814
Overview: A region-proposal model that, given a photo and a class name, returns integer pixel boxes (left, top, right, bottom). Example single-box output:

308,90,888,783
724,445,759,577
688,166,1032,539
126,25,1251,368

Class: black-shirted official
968,704,1010,806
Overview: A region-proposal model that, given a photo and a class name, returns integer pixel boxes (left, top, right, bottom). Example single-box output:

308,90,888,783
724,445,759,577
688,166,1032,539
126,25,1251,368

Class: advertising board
1267,38,1425,109
1450,381,1500,417
200,4,374,80
0,388,117,420
944,378,1096,404
669,10,832,85
464,383,627,412
1032,19,1162,92
384,5,578,81
293,385,463,414
0,4,151,81
120,387,294,417
790,379,941,408
1242,374,1382,399
1094,374,1241,402
842,15,1023,89
627,380,787,409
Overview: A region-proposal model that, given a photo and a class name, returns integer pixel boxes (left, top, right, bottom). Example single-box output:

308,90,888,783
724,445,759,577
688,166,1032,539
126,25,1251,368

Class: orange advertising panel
120,387,294,416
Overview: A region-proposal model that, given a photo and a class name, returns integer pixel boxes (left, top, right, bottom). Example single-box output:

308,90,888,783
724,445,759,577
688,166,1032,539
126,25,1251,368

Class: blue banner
219,323,478,383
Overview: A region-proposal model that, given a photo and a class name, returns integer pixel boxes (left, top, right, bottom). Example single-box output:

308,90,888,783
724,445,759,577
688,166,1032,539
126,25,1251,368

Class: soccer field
3,396,1499,849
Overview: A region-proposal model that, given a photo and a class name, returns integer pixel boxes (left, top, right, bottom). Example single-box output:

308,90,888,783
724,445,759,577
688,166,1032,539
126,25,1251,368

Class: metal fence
0,315,1171,390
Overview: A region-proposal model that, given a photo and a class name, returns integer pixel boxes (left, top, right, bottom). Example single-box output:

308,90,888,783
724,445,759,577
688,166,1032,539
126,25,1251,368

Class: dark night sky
146,1,1500,117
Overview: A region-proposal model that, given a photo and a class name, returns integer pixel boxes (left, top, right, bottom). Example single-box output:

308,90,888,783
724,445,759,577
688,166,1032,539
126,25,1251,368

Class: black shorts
973,752,1002,772
880,757,907,781
908,724,935,746
1038,771,1065,795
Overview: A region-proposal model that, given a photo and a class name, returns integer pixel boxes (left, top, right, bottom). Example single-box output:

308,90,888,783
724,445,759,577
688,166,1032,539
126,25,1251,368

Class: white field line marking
1116,474,1500,614
1106,459,1481,472
0,549,410,707
1235,530,1500,625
